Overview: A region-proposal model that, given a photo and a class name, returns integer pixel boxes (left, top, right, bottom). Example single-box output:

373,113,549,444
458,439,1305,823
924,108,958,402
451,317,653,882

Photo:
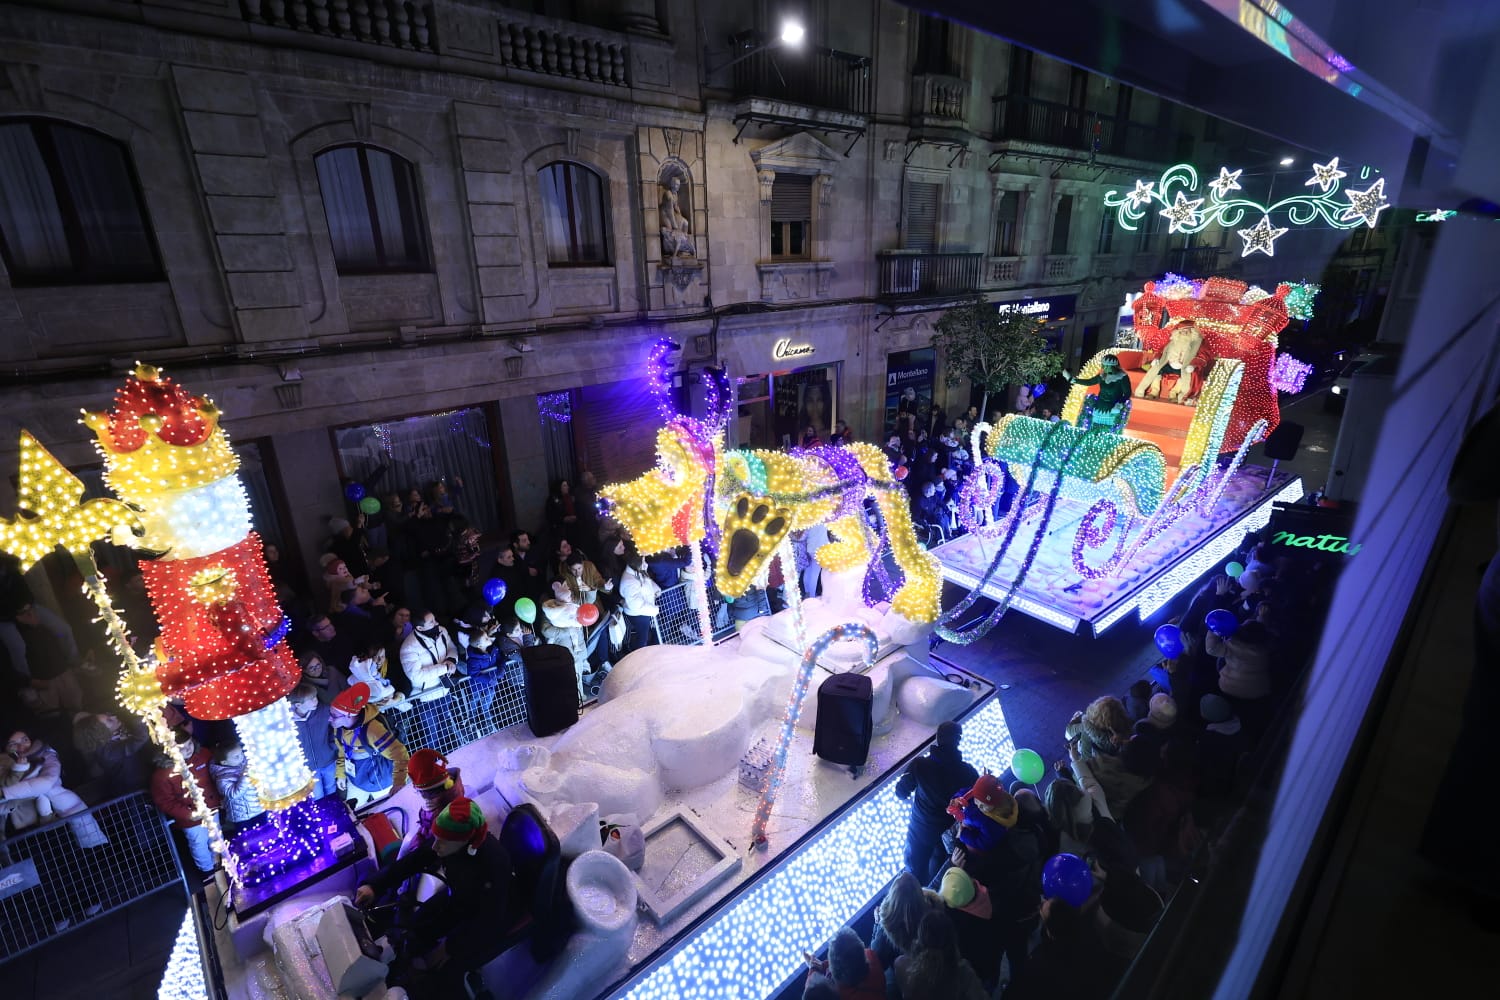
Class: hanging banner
885,348,936,436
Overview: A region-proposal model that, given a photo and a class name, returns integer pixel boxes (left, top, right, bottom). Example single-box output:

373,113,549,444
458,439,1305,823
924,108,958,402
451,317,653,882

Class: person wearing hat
1195,694,1245,797
330,682,408,799
355,797,515,996
896,720,980,885
1123,693,1179,777
938,867,1003,988
398,748,467,859
1070,353,1132,430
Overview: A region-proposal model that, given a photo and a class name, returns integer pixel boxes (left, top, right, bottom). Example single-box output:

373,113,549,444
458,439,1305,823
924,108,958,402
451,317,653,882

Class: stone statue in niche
658,169,696,258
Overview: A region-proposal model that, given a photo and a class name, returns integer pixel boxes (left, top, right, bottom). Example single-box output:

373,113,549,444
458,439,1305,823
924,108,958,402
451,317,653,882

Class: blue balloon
343,482,366,502
1041,853,1093,908
1154,623,1184,659
482,578,507,607
1205,608,1239,638
1033,383,1048,397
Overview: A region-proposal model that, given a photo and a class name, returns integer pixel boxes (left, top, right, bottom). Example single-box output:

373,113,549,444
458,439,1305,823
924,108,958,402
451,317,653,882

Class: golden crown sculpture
82,363,239,497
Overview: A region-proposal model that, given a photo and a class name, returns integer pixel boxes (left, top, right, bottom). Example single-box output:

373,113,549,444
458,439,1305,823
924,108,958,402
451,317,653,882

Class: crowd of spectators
802,528,1338,999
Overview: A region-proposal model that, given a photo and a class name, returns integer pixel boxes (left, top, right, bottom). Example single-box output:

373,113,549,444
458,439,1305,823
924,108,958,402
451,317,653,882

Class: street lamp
1279,156,1296,166
714,18,807,74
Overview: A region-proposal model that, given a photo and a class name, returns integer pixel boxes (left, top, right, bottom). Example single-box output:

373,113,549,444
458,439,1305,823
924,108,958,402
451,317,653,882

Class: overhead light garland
1105,161,1390,258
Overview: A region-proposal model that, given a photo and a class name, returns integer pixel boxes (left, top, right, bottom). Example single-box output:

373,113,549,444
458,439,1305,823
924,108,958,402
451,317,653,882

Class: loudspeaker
1262,421,1305,461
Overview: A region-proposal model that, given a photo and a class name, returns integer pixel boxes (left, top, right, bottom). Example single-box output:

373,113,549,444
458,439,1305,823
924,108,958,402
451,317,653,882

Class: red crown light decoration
1132,276,1292,446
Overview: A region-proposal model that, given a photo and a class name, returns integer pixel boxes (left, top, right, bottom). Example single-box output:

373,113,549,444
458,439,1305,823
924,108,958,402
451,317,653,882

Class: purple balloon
1041,852,1093,908
1205,608,1239,638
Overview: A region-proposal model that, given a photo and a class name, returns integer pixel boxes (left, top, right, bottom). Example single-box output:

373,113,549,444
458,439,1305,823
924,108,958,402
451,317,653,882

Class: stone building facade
0,0,1393,588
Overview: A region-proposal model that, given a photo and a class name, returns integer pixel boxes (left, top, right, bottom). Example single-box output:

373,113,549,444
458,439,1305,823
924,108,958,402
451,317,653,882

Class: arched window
538,162,609,266
0,119,163,286
314,145,430,274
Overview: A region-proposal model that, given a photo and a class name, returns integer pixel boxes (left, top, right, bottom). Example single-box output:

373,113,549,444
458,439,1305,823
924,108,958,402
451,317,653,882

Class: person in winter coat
288,684,339,798
1122,738,1201,892
330,683,408,799
803,925,884,1000
871,870,945,967
72,712,152,798
893,910,989,1000
1123,693,1179,777
1065,696,1134,759
149,734,223,873
298,649,346,707
348,639,405,709
938,866,1003,987
895,720,980,885
1003,897,1122,1000
1,731,103,843
211,742,264,834
399,611,459,696
398,748,467,861
354,798,515,997
618,548,661,653
1209,619,1275,702
541,579,590,700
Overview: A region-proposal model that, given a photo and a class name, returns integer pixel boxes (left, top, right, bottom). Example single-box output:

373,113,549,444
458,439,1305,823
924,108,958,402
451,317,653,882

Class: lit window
0,119,162,286
538,161,610,266
314,145,431,274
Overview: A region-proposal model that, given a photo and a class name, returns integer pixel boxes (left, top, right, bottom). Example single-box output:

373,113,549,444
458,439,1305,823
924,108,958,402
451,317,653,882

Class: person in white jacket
1,731,108,848
348,641,406,710
618,548,660,653
399,612,458,697
541,579,589,700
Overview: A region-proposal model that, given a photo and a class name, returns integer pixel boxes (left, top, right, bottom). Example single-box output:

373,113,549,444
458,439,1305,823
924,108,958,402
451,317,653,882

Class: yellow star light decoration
1237,216,1290,257
1160,191,1205,234
0,432,141,569
1304,157,1347,192
1340,177,1390,228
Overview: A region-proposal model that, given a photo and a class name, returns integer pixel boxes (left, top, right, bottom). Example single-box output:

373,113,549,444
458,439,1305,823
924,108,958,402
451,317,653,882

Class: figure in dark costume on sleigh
1069,353,1133,432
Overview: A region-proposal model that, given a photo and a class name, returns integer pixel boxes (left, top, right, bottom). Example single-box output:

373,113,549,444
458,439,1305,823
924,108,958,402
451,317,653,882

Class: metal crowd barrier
383,668,532,758
650,581,738,646
0,791,187,961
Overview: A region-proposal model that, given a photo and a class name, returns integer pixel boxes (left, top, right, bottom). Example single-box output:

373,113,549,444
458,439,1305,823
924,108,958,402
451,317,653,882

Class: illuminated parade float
932,275,1314,635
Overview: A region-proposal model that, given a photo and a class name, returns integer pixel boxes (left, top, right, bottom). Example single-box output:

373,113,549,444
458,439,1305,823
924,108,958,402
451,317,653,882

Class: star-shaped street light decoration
1416,208,1456,223
1304,157,1347,192
1159,191,1205,234
1237,216,1290,257
1340,177,1390,229
1208,167,1243,199
0,432,141,569
1123,179,1156,210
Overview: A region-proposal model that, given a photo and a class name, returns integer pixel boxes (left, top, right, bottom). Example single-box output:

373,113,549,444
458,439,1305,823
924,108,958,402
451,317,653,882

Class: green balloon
358,496,382,515
1011,748,1046,785
514,597,537,624
1226,561,1245,579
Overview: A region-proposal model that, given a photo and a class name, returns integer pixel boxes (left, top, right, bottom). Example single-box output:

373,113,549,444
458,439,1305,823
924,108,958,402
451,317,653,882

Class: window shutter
770,174,813,222
904,181,940,252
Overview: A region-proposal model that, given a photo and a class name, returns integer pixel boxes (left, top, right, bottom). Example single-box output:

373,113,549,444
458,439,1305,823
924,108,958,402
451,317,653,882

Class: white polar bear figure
501,569,953,819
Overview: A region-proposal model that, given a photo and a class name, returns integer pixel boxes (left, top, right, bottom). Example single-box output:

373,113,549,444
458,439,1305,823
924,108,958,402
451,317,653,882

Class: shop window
333,407,503,533
993,190,1022,257
904,180,941,252
314,145,431,274
538,161,610,266
0,119,163,287
1050,194,1074,255
770,174,813,260
1096,206,1115,255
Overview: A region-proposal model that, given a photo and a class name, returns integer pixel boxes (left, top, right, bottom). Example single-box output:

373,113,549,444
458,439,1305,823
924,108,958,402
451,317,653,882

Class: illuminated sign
996,295,1076,322
1271,530,1360,556
772,338,815,361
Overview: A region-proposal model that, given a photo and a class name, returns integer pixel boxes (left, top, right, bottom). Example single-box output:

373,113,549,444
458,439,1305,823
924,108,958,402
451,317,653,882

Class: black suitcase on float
813,672,874,768
521,644,580,738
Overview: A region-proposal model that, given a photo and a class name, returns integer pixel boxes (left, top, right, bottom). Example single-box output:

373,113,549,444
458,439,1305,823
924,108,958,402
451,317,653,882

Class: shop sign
0,859,40,902
996,295,1078,323
1270,531,1361,556
772,338,815,361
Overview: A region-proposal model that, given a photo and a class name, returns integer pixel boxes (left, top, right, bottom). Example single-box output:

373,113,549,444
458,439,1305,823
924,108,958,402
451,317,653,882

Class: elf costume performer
1069,353,1132,431
400,748,466,858
330,682,409,796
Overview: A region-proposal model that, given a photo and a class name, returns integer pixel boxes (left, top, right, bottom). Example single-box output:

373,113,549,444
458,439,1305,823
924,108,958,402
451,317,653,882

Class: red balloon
894,465,909,481
577,603,601,626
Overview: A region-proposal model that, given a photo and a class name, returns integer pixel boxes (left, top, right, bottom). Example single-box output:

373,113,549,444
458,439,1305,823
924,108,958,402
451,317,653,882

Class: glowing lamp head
780,20,805,46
